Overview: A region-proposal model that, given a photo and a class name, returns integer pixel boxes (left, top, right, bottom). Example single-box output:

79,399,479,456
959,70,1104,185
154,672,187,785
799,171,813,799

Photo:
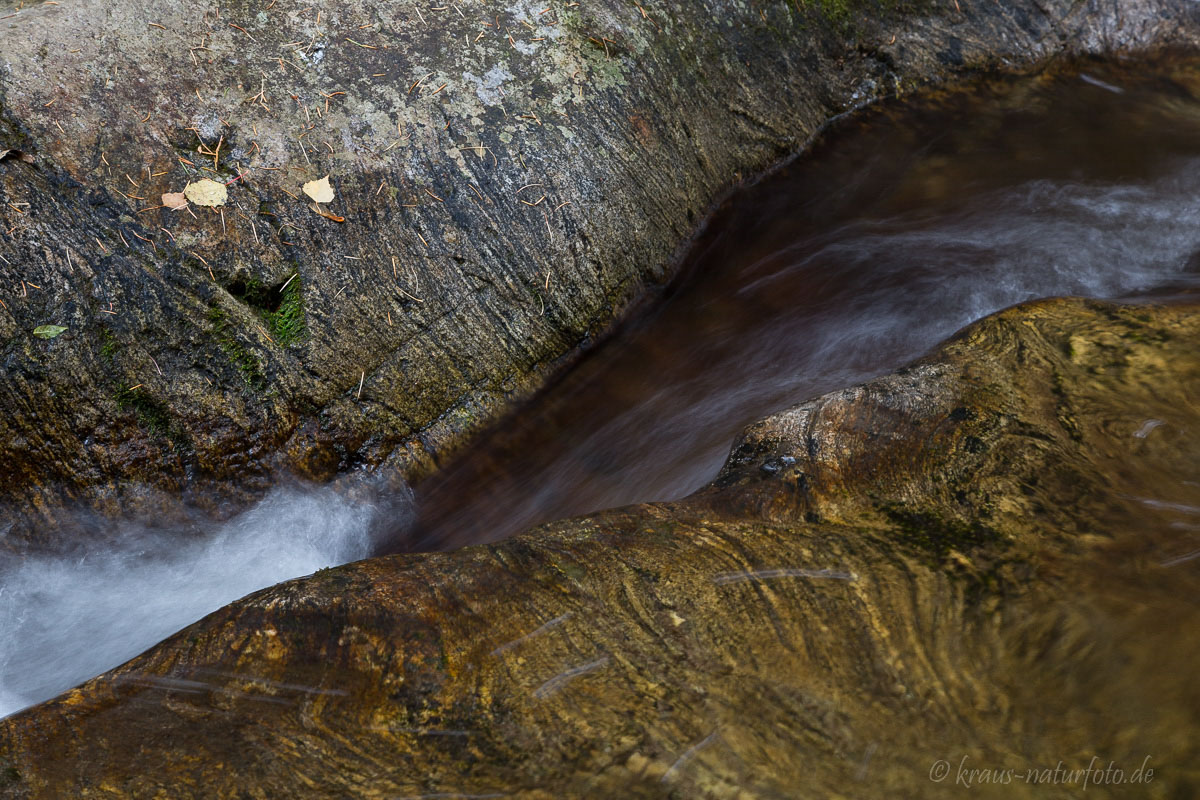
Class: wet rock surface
2,296,1198,797
2,0,1199,545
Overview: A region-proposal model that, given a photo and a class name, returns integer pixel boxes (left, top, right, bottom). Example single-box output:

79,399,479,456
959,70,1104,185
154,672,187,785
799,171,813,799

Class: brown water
6,54,1200,719
398,55,1200,552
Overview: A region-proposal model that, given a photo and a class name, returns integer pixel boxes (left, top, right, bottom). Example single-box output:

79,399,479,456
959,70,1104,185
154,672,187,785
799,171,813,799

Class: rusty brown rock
1,296,1196,797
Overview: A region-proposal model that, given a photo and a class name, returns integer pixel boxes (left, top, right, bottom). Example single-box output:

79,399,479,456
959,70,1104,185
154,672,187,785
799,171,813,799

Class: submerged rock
2,296,1197,797
2,0,1198,545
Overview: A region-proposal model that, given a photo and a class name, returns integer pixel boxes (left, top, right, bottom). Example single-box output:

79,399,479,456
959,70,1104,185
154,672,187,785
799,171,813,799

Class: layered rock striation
2,296,1197,797
2,0,1197,543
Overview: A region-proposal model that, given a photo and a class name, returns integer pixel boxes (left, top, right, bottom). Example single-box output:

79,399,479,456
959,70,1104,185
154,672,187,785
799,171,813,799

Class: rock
2,296,1197,797
2,0,1198,545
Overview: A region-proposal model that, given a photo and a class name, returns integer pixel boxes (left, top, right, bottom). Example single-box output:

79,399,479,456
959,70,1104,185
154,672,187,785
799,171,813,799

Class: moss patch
264,276,306,346
227,275,307,347
114,385,192,451
98,327,119,362
207,306,267,391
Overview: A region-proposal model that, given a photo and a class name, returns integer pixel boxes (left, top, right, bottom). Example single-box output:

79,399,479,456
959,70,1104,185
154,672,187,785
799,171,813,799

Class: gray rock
1,0,1197,546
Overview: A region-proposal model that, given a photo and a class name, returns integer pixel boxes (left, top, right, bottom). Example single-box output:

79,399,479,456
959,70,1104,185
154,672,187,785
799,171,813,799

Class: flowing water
4,54,1200,718
0,485,393,717
402,55,1200,551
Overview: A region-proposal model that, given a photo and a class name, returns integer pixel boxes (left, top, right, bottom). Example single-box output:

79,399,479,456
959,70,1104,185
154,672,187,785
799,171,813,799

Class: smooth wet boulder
2,295,1197,798
3,0,1199,545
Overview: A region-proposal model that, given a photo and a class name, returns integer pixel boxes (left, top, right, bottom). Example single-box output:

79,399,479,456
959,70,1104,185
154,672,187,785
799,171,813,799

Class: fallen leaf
33,324,67,339
183,178,228,207
303,175,335,203
161,192,188,210
310,203,345,223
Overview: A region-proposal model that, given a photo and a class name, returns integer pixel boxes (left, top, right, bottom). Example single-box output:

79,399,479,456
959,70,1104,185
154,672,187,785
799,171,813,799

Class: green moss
99,327,119,362
264,276,307,346
113,385,191,451
114,386,165,434
812,0,854,23
207,306,267,391
227,275,307,347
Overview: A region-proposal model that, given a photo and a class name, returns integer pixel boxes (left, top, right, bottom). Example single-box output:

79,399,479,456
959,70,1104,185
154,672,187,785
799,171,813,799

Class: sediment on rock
2,0,1198,544
1,296,1197,798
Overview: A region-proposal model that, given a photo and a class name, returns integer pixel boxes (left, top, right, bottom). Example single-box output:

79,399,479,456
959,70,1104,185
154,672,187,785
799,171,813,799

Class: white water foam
0,484,388,719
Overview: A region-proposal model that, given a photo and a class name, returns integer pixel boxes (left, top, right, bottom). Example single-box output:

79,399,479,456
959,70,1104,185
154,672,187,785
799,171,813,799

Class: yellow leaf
303,175,335,204
183,179,228,207
161,192,188,210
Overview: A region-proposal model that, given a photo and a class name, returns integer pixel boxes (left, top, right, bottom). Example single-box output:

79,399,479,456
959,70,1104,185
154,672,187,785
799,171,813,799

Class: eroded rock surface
2,0,1198,544
2,296,1197,798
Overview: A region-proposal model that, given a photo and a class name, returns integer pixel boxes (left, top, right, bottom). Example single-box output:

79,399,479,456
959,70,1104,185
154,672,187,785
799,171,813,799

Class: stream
4,55,1200,718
